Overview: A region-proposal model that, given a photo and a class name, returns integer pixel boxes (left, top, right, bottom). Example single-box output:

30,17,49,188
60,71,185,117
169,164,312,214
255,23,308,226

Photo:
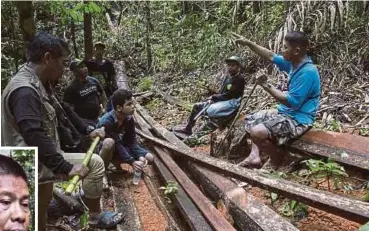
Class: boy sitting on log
175,56,245,135
96,89,154,172
232,31,321,170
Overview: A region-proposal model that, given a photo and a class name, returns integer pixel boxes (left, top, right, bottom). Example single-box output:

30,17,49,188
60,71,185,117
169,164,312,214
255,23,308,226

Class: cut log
289,129,369,172
133,112,213,231
187,163,299,231
210,119,250,159
154,147,236,231
153,154,213,231
142,167,183,231
110,173,142,231
136,129,369,224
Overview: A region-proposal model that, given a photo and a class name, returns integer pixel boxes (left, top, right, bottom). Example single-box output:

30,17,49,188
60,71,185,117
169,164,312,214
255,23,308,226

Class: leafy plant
159,181,179,203
79,211,89,228
302,158,348,191
326,119,342,132
137,76,154,92
280,200,308,218
364,183,369,202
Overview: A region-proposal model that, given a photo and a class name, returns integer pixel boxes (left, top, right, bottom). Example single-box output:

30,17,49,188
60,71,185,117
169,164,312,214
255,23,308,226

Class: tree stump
210,120,251,160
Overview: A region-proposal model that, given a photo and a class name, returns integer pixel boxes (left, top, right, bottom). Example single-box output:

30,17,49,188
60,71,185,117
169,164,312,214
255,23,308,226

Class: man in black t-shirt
64,59,108,126
86,42,118,98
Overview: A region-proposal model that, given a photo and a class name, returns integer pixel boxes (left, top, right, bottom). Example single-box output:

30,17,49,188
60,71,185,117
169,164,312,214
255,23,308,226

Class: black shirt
86,59,117,95
64,77,103,121
9,87,73,175
212,73,245,102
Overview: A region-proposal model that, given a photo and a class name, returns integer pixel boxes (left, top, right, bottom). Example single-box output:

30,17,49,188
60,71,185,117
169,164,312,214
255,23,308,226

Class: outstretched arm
232,32,275,62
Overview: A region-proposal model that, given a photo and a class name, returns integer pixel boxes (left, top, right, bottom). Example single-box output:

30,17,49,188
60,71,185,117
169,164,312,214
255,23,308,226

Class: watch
86,125,95,134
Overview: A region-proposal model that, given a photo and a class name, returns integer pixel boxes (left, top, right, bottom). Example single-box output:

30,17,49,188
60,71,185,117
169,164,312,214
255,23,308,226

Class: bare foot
238,157,262,168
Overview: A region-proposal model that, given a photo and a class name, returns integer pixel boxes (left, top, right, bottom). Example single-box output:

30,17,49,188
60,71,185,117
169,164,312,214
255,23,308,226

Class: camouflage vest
1,64,62,182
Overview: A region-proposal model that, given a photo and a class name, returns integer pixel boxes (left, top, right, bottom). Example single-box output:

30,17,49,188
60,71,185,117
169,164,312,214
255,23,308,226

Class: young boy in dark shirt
97,89,154,171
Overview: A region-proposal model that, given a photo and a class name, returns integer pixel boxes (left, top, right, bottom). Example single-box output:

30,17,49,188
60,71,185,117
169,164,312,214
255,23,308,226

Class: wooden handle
65,137,101,195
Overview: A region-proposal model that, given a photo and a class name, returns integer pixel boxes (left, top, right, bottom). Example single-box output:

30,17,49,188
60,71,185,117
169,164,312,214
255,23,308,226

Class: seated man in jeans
1,32,123,230
97,89,154,172
176,56,245,135
233,31,321,170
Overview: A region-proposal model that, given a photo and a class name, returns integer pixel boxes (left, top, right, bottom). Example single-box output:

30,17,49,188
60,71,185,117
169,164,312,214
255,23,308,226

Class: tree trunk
71,20,79,58
83,1,93,60
117,2,124,26
15,1,36,60
252,1,261,14
144,1,152,73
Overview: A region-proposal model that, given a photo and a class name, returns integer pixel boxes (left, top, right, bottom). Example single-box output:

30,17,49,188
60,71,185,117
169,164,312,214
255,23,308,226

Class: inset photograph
0,148,36,231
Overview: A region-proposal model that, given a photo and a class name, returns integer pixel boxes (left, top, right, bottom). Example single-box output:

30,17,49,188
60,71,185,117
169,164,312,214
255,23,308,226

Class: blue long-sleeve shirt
97,111,148,163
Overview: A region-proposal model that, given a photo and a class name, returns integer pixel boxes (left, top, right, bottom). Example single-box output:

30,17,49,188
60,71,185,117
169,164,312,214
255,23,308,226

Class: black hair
112,89,133,110
0,154,28,183
285,31,309,49
26,31,70,63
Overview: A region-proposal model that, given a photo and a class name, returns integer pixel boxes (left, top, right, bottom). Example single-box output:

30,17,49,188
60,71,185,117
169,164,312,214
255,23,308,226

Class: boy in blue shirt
97,89,154,172
232,31,321,170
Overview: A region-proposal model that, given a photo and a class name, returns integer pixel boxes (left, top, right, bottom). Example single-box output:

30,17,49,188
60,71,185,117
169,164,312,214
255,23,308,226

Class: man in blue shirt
232,31,321,170
97,89,154,172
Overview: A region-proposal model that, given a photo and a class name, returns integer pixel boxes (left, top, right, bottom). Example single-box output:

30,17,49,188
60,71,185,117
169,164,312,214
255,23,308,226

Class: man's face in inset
116,99,135,116
0,175,30,231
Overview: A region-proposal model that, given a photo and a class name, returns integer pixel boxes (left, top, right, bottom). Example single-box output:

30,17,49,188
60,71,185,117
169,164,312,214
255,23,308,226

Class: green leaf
79,211,89,228
290,200,297,210
270,192,278,202
359,221,369,231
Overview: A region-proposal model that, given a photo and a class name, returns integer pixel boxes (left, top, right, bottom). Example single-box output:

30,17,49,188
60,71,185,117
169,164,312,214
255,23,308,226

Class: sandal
89,211,125,229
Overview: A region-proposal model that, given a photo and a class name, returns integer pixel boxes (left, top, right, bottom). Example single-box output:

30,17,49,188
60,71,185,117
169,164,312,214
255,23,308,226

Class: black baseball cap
69,59,86,71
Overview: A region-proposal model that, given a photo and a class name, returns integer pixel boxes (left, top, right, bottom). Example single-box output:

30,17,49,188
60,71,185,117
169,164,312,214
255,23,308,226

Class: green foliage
79,211,89,228
280,200,308,218
302,158,348,191
145,98,163,111
359,221,369,231
364,183,369,202
159,181,179,203
10,150,35,231
137,76,154,92
270,192,279,206
326,119,342,132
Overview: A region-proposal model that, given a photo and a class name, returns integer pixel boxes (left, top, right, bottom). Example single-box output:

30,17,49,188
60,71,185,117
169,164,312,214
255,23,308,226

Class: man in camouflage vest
1,32,123,230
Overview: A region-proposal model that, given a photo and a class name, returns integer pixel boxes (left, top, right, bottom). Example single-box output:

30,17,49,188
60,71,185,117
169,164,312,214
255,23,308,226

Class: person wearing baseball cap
86,42,118,98
64,59,108,126
175,55,245,135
